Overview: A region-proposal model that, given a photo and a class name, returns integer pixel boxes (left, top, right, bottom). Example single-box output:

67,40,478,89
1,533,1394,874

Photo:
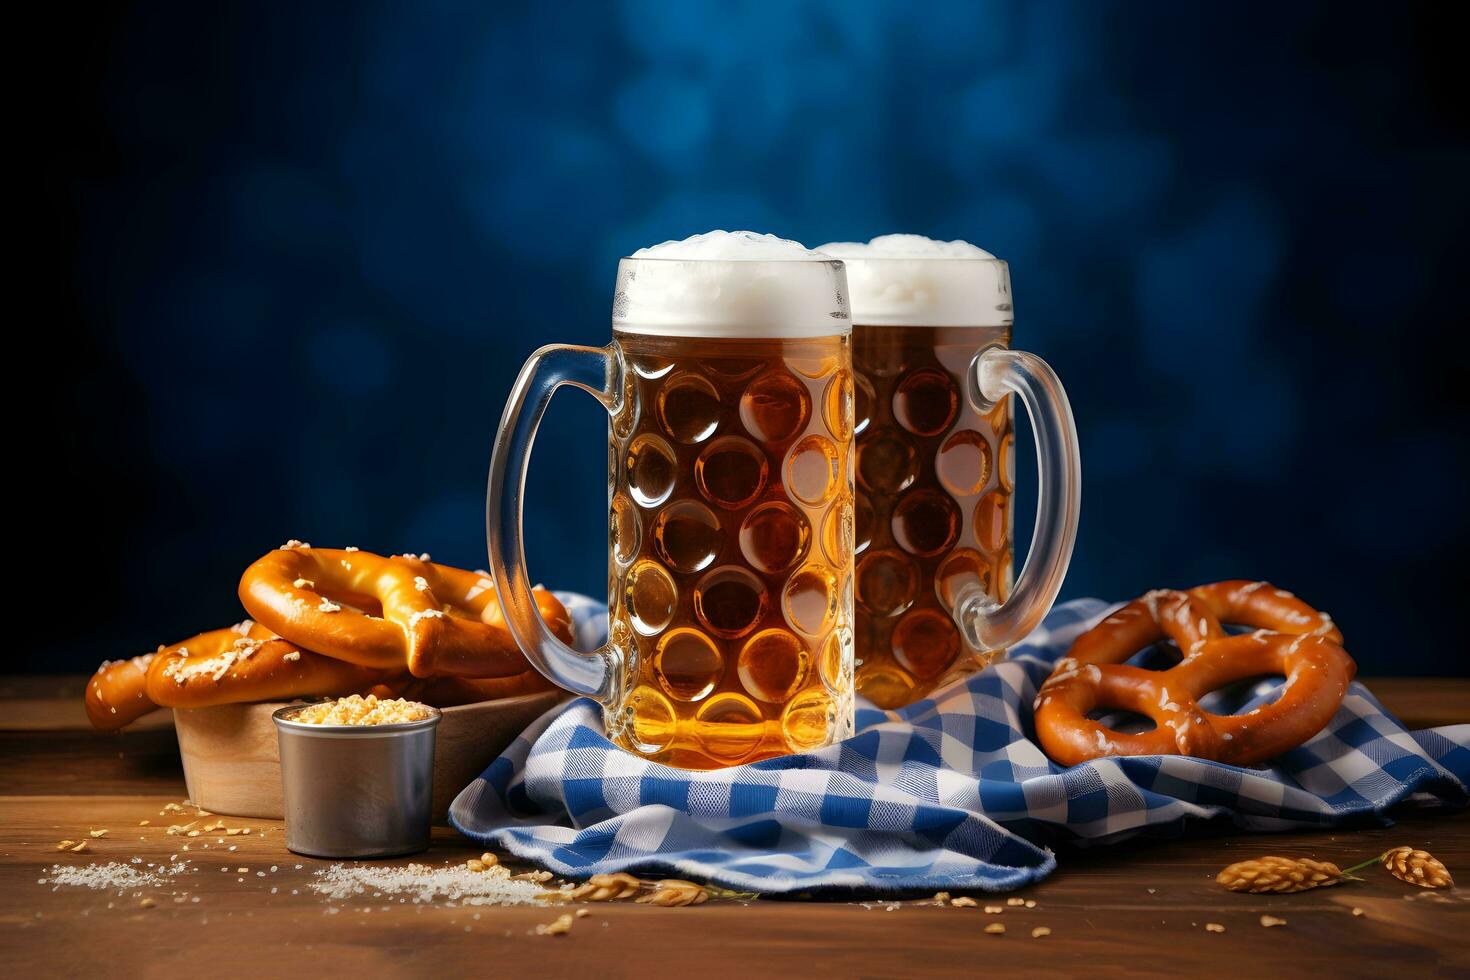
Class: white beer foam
632,229,827,262
817,234,1013,327
613,230,850,338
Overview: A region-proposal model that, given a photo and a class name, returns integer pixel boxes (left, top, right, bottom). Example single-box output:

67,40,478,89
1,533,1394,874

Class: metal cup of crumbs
272,697,441,859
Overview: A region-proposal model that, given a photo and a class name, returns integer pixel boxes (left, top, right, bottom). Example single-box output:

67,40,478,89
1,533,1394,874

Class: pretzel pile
84,544,571,730
1033,581,1355,766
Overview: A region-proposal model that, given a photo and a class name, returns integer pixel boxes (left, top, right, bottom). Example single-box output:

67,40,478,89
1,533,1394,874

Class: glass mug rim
612,253,851,340
832,251,1012,329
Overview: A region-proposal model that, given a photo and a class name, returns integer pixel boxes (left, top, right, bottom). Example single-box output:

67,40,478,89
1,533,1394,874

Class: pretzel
238,546,571,678
85,621,396,731
85,621,557,731
86,548,571,730
376,671,555,707
85,654,160,731
1033,581,1356,767
147,620,396,709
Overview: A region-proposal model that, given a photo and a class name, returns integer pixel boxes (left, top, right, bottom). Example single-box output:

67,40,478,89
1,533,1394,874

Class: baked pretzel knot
85,621,393,731
85,546,571,730
1033,581,1356,767
239,546,571,678
84,617,559,731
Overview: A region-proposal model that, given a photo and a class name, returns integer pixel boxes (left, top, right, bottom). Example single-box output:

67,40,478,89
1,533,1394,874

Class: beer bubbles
603,231,855,766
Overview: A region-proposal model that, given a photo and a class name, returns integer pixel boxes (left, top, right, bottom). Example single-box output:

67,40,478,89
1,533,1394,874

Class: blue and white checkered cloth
450,596,1470,894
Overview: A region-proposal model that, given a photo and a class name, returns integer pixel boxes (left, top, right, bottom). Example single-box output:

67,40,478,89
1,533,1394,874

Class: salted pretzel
85,654,160,730
85,621,396,731
85,621,555,731
238,546,571,679
369,672,555,708
86,547,569,730
1033,581,1356,767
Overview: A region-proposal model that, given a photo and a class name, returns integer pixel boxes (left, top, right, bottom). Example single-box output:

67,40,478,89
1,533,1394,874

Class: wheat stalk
1216,856,1347,893
1219,845,1455,895
1379,847,1454,888
636,879,710,907
563,871,643,902
554,871,742,906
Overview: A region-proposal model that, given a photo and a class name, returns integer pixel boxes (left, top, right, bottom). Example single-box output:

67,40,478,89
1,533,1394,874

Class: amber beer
608,331,855,767
852,325,1012,707
487,231,858,770
821,236,1080,709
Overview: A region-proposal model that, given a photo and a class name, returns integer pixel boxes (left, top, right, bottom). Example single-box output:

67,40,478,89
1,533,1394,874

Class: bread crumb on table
537,913,574,936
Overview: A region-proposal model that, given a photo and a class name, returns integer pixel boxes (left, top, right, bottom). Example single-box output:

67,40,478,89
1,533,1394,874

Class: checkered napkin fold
451,596,1470,894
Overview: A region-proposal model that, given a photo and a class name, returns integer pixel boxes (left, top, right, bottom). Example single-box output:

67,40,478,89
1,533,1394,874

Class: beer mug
818,236,1081,708
488,231,856,768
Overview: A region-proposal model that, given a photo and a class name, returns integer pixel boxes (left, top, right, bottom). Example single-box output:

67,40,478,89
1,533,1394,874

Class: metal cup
271,705,442,859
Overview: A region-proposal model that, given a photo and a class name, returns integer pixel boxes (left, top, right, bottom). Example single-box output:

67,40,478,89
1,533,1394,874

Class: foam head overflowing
817,234,1012,327
613,231,850,338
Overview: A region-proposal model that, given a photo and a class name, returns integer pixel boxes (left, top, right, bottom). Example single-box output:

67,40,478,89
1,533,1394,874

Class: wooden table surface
3,676,1467,977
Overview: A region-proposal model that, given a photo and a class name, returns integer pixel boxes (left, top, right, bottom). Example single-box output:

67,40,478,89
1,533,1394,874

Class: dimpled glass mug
488,231,856,769
817,236,1081,709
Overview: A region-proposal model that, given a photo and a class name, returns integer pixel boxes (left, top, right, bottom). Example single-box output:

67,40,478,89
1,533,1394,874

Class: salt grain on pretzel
1034,580,1355,766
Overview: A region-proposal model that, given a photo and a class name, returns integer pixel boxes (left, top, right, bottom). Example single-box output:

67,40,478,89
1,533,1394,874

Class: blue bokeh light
46,0,1470,676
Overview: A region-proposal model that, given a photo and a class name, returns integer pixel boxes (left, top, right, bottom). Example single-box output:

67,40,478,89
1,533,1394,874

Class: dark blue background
31,1,1468,675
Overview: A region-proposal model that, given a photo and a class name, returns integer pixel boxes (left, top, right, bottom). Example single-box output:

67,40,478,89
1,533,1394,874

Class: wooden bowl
173,690,564,823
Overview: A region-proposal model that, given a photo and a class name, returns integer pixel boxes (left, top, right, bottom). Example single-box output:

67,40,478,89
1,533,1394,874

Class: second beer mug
819,236,1081,708
488,231,856,769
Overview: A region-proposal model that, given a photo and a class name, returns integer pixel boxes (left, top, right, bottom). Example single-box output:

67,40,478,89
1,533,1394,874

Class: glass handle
486,342,623,704
955,347,1082,654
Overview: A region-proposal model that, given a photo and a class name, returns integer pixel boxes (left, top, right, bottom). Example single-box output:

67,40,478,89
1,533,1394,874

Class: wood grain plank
1354,678,1470,729
5,796,1467,976
3,678,1467,976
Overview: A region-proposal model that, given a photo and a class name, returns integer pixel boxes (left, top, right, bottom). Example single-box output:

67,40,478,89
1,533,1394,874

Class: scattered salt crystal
310,863,549,906
40,862,190,891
